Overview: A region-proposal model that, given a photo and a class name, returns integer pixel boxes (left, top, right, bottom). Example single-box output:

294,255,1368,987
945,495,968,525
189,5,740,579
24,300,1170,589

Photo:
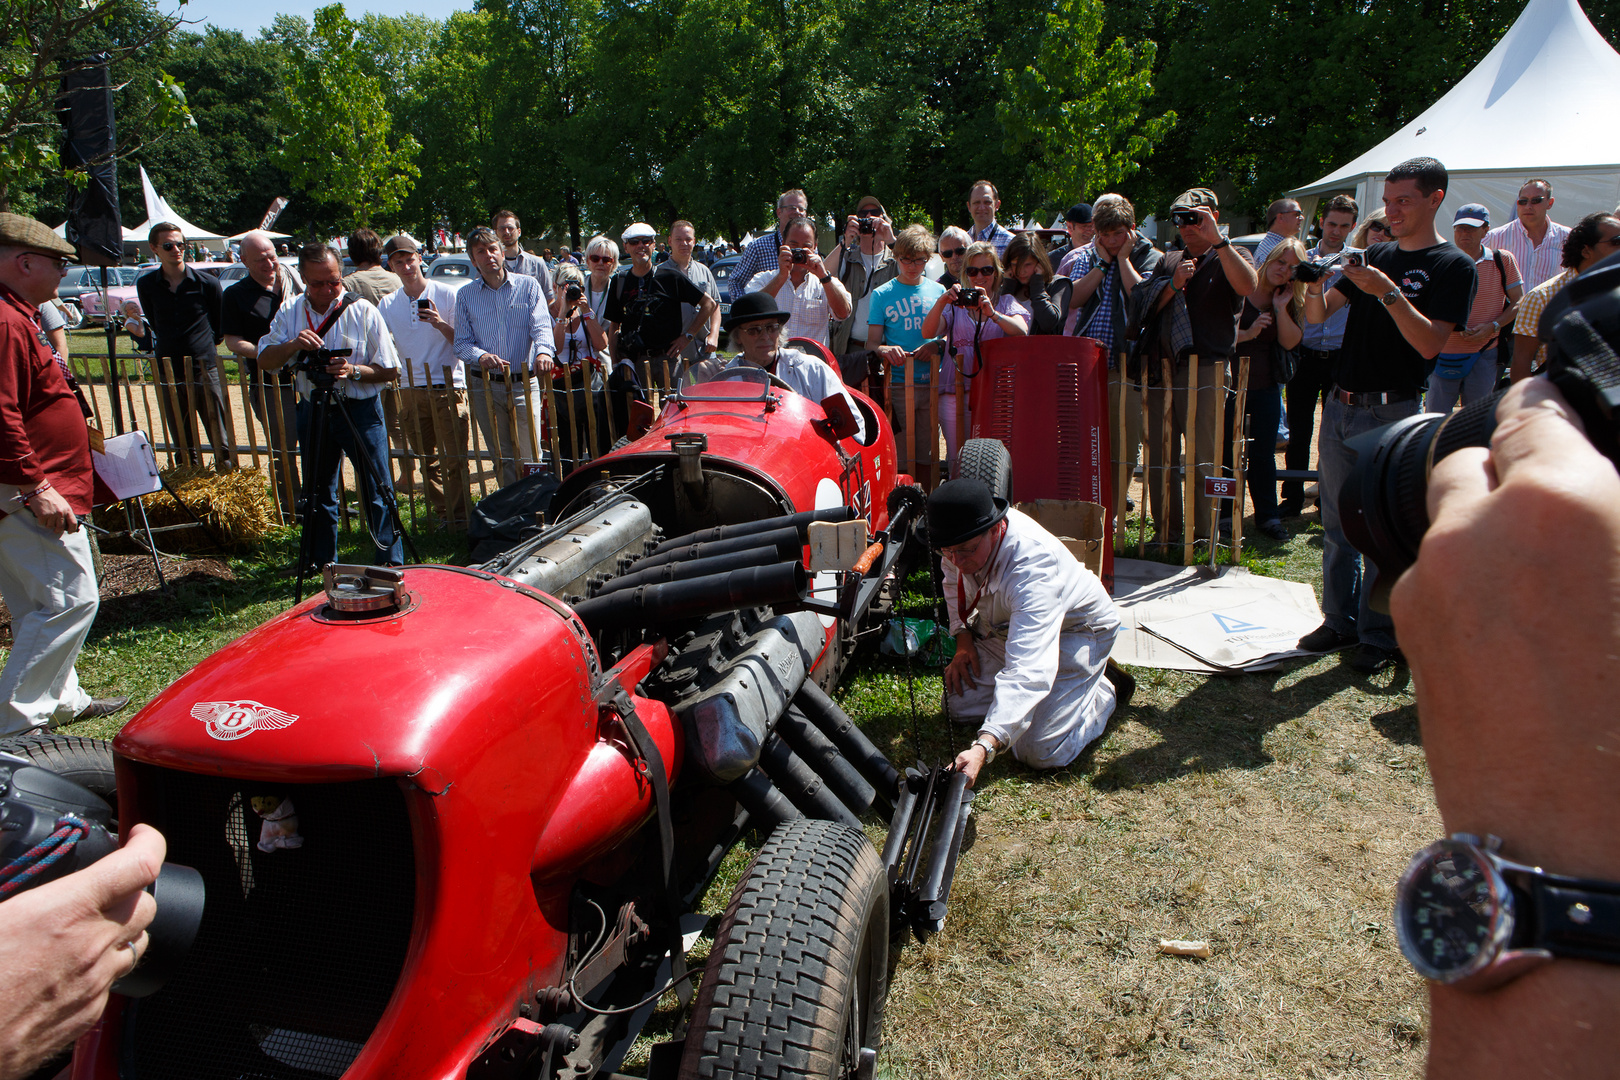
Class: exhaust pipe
571,563,806,631
591,544,783,599
792,682,900,803
758,734,862,831
631,526,802,574
729,769,802,833
776,706,877,818
650,506,856,556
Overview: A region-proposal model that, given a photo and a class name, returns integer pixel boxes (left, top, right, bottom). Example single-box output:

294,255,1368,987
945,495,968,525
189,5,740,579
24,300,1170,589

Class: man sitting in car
720,292,864,442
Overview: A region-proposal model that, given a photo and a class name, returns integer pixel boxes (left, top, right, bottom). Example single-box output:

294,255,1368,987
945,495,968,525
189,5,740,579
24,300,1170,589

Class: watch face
1396,839,1512,982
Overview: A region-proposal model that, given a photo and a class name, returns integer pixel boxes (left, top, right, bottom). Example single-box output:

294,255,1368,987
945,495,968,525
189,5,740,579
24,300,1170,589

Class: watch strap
1528,879,1620,965
1212,238,1230,250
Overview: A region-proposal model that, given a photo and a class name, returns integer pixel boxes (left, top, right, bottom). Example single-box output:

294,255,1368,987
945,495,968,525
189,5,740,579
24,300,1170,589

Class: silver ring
120,936,143,963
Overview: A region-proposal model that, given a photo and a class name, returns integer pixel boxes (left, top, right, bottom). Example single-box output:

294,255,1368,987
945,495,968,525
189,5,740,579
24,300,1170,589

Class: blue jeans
296,394,403,569
1317,396,1420,649
1424,348,1497,414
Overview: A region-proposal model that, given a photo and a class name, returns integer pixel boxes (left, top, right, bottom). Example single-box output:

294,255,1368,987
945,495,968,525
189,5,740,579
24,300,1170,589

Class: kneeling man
936,479,1132,785
721,292,864,441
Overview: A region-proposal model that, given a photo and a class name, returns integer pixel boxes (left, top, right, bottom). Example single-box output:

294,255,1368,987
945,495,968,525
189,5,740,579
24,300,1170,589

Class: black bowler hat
927,479,1009,548
723,290,792,332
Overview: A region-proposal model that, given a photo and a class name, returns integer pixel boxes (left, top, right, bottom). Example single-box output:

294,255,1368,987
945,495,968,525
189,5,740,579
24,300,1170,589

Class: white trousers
0,512,98,735
945,628,1117,768
468,375,541,488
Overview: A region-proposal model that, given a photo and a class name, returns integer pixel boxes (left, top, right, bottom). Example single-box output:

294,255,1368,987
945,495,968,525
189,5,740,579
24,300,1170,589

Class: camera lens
1340,391,1501,610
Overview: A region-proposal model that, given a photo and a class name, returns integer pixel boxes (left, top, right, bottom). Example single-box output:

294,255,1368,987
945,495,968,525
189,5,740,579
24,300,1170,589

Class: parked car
425,254,477,291
81,261,234,323
56,265,140,328
711,254,742,314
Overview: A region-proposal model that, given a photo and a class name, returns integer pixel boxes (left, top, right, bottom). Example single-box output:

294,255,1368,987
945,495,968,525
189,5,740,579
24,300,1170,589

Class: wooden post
927,355,940,489
954,363,968,480
475,372,502,491
421,368,457,526
1209,360,1227,554
156,356,186,469
1159,356,1172,553
661,356,672,403
583,362,601,461
1138,366,1150,559
561,365,582,469
128,356,159,464
1232,357,1251,564
642,358,656,411
542,368,563,480
233,365,262,472
903,358,917,480
509,368,535,474
72,355,104,432
1115,354,1128,550
268,375,298,524
1182,355,1198,566
404,365,434,527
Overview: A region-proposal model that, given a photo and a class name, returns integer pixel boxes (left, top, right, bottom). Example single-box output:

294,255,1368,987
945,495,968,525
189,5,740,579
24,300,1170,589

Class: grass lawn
16,507,1435,1079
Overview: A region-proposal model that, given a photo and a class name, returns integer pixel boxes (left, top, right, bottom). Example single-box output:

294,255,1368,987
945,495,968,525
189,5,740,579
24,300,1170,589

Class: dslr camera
857,215,878,236
295,347,354,391
566,283,583,306
956,287,985,308
1292,254,1343,283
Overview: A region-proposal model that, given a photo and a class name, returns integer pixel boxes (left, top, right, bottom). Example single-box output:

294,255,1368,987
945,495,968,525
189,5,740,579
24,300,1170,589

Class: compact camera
791,248,810,264
1171,209,1203,228
857,216,878,236
1342,251,1365,268
1292,254,1343,283
956,287,985,308
566,283,583,306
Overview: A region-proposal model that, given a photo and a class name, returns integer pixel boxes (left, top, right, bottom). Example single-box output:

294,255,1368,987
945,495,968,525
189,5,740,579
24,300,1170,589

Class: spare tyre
680,818,889,1080
956,437,1011,501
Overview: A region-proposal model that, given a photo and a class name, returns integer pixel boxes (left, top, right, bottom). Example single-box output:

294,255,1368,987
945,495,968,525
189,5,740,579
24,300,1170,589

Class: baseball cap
856,195,884,214
1171,187,1219,212
0,213,77,259
622,222,656,241
382,232,421,259
1064,203,1094,225
1453,203,1490,228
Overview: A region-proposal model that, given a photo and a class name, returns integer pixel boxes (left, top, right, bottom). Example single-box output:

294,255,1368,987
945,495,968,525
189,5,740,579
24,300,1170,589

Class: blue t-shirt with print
870,277,946,385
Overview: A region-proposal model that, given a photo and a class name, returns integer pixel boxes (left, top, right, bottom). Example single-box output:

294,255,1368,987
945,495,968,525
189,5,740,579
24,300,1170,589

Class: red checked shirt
0,283,92,517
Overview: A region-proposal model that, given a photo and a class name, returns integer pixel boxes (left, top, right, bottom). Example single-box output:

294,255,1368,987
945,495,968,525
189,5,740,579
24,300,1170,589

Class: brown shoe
1105,660,1136,710
74,696,130,721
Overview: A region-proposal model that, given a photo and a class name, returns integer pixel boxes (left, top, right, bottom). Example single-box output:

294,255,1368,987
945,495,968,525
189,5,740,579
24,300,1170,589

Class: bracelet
19,481,52,504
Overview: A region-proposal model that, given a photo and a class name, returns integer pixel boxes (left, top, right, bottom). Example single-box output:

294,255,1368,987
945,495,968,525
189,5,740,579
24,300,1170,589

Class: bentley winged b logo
190,700,300,741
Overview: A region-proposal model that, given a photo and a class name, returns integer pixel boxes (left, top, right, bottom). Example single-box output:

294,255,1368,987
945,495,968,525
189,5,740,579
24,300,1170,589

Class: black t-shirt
222,272,302,381
135,267,223,364
1331,240,1476,394
1181,244,1254,362
604,264,705,358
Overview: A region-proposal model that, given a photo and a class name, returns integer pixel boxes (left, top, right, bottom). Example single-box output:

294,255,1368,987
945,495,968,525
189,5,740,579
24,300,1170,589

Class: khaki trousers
399,386,471,527
1145,358,1223,543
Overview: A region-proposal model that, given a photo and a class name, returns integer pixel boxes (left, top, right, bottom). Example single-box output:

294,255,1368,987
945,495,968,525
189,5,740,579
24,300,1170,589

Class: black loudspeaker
59,54,122,267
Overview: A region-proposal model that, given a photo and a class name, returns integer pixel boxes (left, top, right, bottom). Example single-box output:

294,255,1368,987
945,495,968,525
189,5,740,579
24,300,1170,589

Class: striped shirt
453,270,555,374
729,231,782,296
746,269,832,347
503,249,556,301
1442,247,1521,355
1484,218,1571,292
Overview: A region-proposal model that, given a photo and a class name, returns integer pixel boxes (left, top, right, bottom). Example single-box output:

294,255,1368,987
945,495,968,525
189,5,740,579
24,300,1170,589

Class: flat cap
0,213,78,259
1171,187,1220,211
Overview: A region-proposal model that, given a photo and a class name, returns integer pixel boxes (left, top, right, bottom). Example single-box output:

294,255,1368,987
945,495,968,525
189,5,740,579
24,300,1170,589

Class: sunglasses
940,247,966,258
1369,223,1391,232
159,242,185,252
964,265,996,277
587,255,614,263
625,237,654,246
1517,196,1549,206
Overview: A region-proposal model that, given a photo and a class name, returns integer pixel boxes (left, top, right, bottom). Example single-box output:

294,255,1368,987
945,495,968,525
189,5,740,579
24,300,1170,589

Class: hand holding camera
955,286,985,310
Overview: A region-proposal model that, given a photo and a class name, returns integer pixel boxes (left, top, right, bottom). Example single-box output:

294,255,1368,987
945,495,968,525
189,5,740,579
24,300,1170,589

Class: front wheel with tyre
956,437,1011,500
680,818,889,1080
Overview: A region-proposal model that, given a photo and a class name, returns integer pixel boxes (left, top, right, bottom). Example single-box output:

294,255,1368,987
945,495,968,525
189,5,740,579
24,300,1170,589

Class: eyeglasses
964,265,996,277
940,247,966,259
896,255,928,266
1517,196,1549,206
159,242,185,252
21,252,70,272
1597,234,1620,248
735,322,783,338
625,237,653,246
587,255,615,264
939,531,990,559
781,205,808,214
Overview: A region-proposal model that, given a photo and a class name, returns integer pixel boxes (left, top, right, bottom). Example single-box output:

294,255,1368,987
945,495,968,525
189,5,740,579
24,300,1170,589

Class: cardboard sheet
1111,558,1326,672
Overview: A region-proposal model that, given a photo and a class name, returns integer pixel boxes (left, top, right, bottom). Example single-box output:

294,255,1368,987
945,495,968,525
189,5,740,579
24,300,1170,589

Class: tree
271,3,420,229
996,0,1173,211
0,0,191,213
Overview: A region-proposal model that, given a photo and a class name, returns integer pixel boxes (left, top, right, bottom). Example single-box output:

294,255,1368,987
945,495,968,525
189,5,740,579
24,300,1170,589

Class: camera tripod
293,381,420,603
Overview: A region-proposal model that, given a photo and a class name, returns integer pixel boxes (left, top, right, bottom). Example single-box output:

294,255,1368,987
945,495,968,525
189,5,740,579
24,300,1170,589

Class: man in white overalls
932,479,1133,786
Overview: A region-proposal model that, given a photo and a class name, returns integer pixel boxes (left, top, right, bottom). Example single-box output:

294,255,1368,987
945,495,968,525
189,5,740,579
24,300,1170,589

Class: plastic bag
881,618,952,665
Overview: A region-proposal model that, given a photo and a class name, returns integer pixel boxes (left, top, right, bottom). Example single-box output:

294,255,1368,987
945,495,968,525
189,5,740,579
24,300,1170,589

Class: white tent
52,220,149,245
133,165,227,251
1289,0,1620,227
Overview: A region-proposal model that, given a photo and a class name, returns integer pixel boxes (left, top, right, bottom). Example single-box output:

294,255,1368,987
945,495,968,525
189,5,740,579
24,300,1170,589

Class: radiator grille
125,771,416,1079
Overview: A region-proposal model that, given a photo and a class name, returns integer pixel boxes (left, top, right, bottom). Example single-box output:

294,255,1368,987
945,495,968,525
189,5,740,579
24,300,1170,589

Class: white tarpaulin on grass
1111,558,1330,673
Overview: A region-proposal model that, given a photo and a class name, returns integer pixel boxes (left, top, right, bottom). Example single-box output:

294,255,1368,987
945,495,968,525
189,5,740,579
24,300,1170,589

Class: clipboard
92,431,162,501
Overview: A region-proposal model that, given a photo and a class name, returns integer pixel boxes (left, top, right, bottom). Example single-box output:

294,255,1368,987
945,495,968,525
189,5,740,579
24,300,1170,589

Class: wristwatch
1380,288,1402,307
973,734,998,765
348,365,364,383
818,274,833,284
1212,238,1230,250
1395,833,1620,990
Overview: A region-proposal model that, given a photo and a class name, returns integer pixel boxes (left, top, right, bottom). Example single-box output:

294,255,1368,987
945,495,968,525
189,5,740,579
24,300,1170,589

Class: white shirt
723,349,864,442
258,291,400,400
941,508,1121,750
1484,218,1572,292
747,268,832,346
378,280,462,388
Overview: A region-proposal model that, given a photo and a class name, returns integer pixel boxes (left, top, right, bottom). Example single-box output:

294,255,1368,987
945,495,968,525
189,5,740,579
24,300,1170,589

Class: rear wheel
956,437,1012,500
680,818,889,1080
